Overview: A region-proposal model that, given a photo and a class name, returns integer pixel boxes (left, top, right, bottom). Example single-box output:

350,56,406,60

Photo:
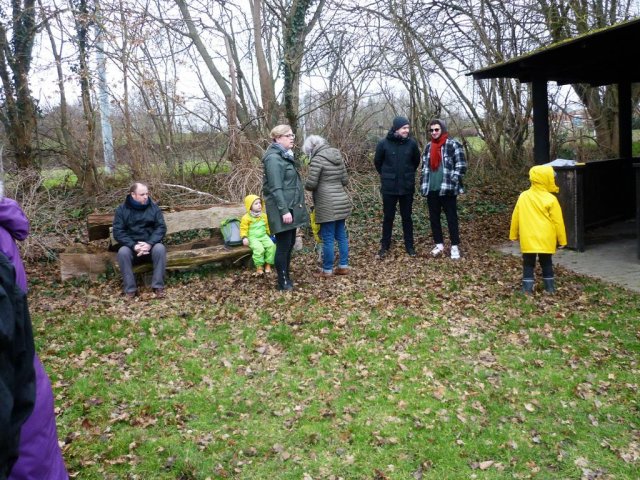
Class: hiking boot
450,245,461,260
277,279,293,291
377,247,389,259
406,247,417,257
431,244,445,257
264,264,272,274
277,271,293,291
522,279,534,295
317,271,333,278
153,288,166,299
543,278,556,294
125,291,137,300
256,266,264,275
334,266,350,275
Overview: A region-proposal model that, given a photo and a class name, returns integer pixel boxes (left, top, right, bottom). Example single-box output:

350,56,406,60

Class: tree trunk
281,0,326,132
251,0,280,128
73,0,101,194
0,0,39,171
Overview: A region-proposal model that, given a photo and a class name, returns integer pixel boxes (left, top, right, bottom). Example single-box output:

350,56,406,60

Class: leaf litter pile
29,186,639,479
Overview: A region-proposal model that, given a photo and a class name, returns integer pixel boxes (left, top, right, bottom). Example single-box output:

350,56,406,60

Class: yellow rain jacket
509,165,567,253
240,195,271,239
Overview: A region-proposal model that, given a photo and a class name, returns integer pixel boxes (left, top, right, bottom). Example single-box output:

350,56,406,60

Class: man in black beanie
374,116,421,257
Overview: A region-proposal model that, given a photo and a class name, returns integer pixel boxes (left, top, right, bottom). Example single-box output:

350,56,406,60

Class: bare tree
0,0,39,170
537,0,640,156
39,0,101,194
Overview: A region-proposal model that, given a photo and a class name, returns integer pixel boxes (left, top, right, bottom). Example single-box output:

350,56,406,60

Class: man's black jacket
374,130,421,196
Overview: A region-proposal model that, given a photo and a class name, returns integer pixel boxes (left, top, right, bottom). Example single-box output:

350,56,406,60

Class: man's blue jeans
320,219,349,273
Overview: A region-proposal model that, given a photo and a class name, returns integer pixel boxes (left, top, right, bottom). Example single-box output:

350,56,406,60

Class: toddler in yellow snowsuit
241,195,276,274
509,165,567,294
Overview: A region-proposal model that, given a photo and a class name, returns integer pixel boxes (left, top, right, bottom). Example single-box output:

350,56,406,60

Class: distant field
35,130,640,188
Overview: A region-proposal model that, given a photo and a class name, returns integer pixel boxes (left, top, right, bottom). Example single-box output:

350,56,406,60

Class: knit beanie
392,116,410,131
430,119,448,133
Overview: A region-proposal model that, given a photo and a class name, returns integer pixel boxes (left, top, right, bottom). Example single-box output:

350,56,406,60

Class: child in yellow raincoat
241,195,276,274
509,165,567,294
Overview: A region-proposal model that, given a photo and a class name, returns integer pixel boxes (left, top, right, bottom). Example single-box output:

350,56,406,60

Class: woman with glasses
262,125,309,291
419,119,467,259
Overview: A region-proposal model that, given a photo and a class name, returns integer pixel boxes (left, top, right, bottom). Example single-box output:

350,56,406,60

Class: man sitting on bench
113,182,167,299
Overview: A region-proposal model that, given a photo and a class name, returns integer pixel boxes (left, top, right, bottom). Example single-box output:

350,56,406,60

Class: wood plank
59,250,116,281
132,245,251,273
169,236,224,251
87,203,246,240
60,244,251,280
164,204,245,236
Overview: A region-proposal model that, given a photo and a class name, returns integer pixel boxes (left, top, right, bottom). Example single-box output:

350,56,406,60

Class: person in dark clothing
0,252,36,480
419,119,467,259
113,183,167,298
0,196,68,480
374,116,421,257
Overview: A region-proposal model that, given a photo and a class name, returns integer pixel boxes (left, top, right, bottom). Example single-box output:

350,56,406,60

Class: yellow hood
244,194,260,212
529,165,559,193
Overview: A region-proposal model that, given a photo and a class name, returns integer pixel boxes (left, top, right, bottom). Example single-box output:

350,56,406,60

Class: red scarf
429,133,448,171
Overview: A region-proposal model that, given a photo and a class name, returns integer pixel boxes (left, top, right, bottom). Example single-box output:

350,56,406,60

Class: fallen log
59,243,251,280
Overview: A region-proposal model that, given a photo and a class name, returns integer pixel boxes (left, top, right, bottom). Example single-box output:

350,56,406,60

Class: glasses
429,128,441,132
282,133,295,139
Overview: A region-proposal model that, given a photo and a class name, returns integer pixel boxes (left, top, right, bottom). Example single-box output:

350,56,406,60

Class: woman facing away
261,125,309,291
303,135,351,276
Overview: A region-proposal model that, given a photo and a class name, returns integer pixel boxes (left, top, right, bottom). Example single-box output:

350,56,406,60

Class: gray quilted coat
305,144,352,224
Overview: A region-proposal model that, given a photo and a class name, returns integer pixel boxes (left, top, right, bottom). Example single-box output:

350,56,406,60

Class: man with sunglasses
420,119,467,259
374,116,421,258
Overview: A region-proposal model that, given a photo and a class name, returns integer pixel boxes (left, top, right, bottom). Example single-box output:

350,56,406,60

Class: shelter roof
470,18,640,86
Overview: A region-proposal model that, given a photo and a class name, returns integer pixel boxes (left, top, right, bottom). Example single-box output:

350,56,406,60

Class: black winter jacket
112,196,167,249
0,252,35,479
374,130,421,195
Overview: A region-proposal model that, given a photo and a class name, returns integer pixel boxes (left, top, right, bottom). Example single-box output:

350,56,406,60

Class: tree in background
0,0,39,171
538,0,640,157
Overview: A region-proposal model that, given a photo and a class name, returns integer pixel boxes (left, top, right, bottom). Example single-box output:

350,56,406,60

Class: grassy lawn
28,197,639,479
40,160,229,189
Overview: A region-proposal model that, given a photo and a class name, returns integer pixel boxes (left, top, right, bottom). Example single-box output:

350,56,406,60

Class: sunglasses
429,128,441,132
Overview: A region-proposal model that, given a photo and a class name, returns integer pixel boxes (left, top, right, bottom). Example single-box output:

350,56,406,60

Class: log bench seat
59,203,251,281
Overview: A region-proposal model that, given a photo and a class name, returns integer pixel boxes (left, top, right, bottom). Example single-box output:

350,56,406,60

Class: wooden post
618,82,632,160
635,163,640,261
532,80,550,165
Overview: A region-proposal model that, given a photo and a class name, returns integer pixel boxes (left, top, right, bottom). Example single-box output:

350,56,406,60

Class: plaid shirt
420,137,467,196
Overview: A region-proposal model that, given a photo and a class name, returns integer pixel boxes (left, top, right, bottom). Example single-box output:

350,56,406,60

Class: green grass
42,168,78,188
31,269,640,479
39,159,228,189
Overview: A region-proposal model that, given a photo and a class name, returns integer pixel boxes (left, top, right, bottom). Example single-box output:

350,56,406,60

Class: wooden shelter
470,18,640,259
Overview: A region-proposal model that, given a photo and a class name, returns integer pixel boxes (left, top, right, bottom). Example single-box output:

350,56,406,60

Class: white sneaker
450,245,460,260
431,244,445,257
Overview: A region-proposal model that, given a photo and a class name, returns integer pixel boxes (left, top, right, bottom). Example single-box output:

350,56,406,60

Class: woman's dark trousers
275,229,297,289
426,192,460,245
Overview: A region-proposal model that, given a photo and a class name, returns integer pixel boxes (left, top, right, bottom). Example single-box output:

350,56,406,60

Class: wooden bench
59,203,251,281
